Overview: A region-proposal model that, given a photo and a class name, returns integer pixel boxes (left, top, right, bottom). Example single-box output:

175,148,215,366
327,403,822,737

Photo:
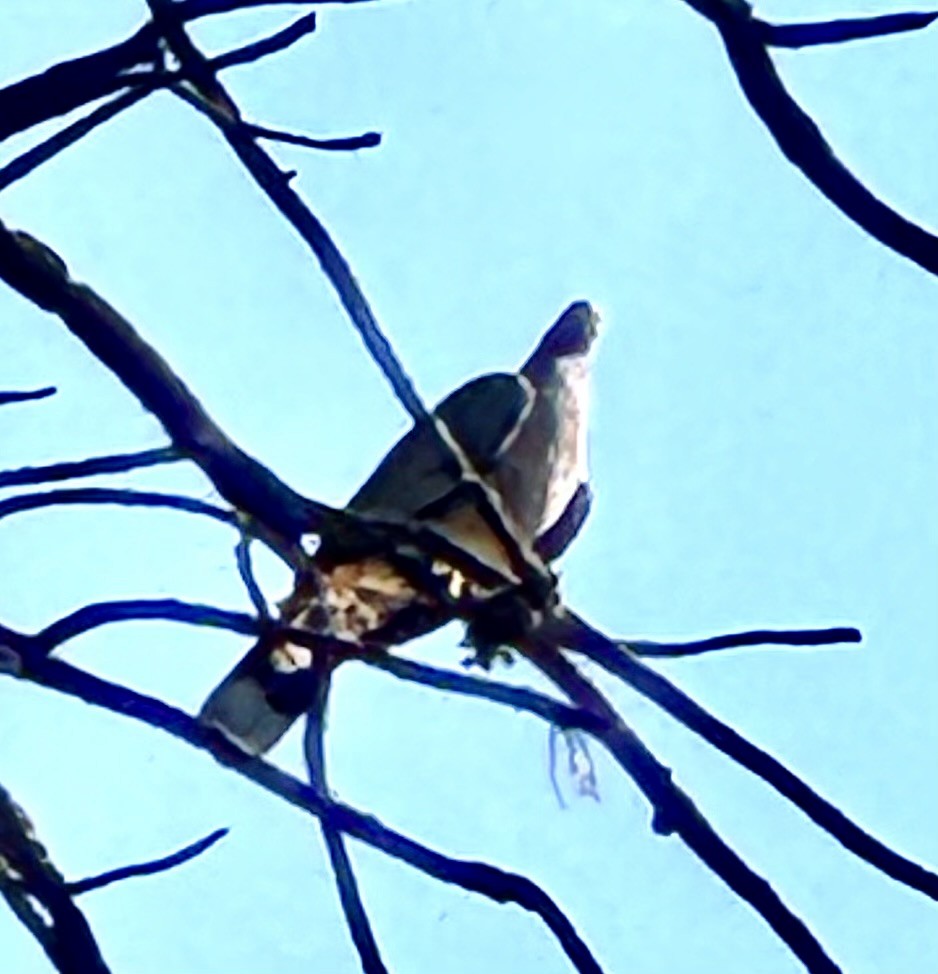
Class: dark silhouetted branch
625,625,861,658
13,595,600,733
680,0,938,275
305,661,388,974
0,487,233,528
0,447,180,489
557,613,938,903
0,784,111,974
756,11,938,48
0,1,325,142
7,647,604,974
0,386,56,406
524,638,842,974
211,12,319,71
0,219,336,541
0,89,152,194
67,828,228,895
235,533,271,619
151,3,549,590
246,122,381,152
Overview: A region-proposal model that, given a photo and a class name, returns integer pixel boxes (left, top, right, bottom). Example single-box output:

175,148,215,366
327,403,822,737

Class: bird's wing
348,372,533,524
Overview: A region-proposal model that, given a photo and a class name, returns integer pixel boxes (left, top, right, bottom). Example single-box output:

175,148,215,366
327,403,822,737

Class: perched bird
200,300,600,754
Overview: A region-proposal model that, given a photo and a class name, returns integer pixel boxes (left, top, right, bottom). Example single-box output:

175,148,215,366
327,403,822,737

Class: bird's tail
198,635,321,756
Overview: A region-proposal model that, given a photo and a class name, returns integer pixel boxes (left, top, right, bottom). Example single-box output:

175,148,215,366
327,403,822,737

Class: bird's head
521,300,600,381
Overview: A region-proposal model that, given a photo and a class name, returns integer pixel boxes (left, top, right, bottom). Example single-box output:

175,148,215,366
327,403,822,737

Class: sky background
1,1,936,972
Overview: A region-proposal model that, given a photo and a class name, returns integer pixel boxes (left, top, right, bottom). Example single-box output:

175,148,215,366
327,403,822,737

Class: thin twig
0,386,56,406
557,613,938,903
235,532,271,619
0,88,152,194
210,12,319,71
246,121,381,152
67,829,227,895
756,11,938,49
8,647,604,974
0,447,181,489
625,626,861,658
0,488,234,528
304,662,388,973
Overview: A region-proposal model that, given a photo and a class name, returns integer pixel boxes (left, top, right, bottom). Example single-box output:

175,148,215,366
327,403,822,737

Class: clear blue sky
1,1,936,972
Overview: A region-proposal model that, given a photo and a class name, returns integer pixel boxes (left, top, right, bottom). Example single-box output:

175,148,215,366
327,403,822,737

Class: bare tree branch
246,121,381,152
0,488,234,529
0,447,181,489
554,613,938,903
0,387,56,406
0,2,328,143
304,661,388,973
211,12,319,71
756,11,938,49
0,89,153,194
0,785,111,974
680,0,938,275
524,638,842,974
148,0,550,591
625,625,861,658
0,219,335,541
5,647,605,974
67,828,228,896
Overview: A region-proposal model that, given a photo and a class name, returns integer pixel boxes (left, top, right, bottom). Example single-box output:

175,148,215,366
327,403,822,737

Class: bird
199,300,600,755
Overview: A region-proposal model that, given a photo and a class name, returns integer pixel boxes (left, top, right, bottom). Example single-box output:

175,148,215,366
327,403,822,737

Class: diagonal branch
7,647,604,974
557,613,938,902
148,0,550,590
0,88,154,194
211,11,319,71
524,638,842,974
0,219,335,541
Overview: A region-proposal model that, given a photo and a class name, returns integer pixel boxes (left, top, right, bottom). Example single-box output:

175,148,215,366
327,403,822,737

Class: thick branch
0,220,334,541
0,785,111,974
0,2,325,142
